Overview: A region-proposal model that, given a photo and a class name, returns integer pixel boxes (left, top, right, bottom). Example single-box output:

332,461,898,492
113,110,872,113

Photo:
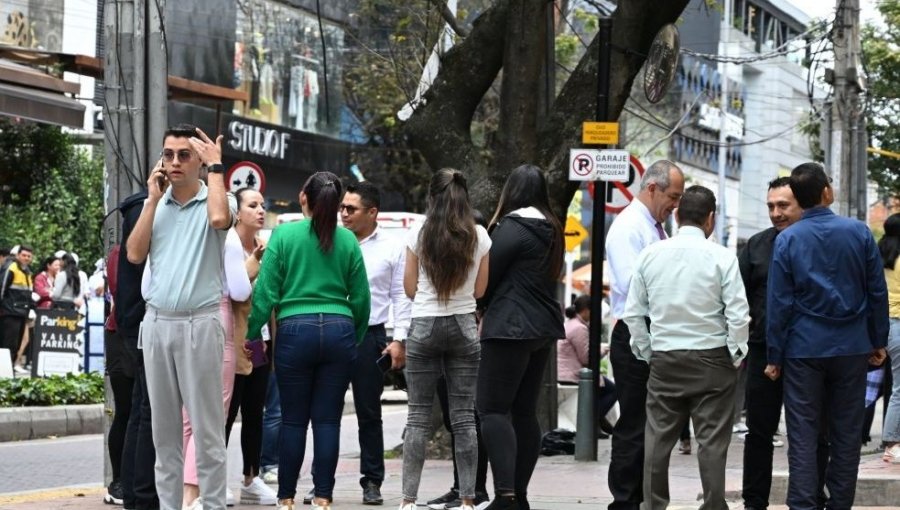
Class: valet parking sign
31,309,85,377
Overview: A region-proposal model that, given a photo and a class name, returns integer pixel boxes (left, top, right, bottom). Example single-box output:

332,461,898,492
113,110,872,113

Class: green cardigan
246,219,371,342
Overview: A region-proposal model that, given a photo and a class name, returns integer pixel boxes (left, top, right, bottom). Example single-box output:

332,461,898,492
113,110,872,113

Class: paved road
0,405,409,495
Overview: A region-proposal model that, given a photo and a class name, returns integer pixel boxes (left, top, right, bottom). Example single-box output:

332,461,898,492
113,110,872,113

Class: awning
0,58,86,129
0,81,85,128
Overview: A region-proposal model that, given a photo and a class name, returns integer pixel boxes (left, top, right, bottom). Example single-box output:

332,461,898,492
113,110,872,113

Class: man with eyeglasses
330,181,411,505
766,163,888,510
126,123,237,510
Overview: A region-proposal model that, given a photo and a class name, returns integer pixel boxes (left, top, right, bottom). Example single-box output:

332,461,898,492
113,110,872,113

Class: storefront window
233,0,344,137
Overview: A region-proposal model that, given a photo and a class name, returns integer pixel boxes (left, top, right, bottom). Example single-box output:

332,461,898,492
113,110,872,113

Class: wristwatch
207,163,225,174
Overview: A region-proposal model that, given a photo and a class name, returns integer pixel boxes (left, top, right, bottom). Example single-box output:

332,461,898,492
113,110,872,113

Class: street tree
400,0,691,216
863,0,900,195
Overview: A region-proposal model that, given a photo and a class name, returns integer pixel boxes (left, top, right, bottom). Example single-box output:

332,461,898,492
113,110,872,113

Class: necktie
655,222,666,240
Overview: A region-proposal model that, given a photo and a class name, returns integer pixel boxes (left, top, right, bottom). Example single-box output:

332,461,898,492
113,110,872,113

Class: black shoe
485,494,519,510
362,481,383,505
427,488,459,509
515,492,529,510
302,487,314,505
474,491,490,509
104,480,124,505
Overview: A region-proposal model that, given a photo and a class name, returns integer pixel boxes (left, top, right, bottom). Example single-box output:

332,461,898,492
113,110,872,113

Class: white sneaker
773,437,785,447
733,422,748,433
261,468,279,485
226,488,235,506
398,504,416,510
276,499,294,510
183,498,203,510
241,477,277,505
311,501,331,510
13,365,29,376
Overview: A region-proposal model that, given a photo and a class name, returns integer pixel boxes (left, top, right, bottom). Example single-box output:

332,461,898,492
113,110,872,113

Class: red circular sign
226,161,266,194
605,155,645,214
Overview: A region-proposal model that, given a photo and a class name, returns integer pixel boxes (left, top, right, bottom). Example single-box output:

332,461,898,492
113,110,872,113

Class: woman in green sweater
247,171,370,510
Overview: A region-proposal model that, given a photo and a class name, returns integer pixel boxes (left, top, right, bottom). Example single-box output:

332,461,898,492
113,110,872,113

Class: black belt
368,323,386,332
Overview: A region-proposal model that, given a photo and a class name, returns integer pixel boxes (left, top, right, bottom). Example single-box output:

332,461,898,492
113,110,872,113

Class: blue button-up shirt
766,206,889,364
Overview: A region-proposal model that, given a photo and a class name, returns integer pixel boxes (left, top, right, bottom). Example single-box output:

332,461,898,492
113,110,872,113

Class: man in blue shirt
766,162,888,510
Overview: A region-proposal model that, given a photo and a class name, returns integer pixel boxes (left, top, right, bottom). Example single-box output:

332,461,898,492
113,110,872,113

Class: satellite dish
643,24,680,104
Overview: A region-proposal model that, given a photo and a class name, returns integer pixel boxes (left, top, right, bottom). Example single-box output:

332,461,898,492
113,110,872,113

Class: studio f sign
228,121,291,160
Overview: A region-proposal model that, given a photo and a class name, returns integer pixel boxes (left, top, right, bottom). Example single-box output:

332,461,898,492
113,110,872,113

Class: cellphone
247,340,268,368
156,168,169,191
376,353,392,373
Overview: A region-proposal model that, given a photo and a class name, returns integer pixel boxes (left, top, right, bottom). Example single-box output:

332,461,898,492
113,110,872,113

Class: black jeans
351,325,387,487
226,362,270,477
109,373,134,481
438,376,488,494
477,337,552,495
0,315,25,365
120,357,159,510
607,320,650,510
742,343,829,509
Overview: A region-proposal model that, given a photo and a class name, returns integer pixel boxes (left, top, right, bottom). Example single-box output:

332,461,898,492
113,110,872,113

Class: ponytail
302,171,342,252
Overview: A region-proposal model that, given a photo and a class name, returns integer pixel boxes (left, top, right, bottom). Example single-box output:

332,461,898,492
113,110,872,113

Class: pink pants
183,295,236,486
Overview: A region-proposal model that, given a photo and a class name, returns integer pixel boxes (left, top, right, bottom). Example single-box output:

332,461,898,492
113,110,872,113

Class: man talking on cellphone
127,124,237,510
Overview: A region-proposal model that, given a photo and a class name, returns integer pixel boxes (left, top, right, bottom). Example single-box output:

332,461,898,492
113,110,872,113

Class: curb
0,404,104,442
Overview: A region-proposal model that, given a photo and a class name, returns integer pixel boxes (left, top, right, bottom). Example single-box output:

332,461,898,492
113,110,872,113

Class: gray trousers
643,348,737,510
402,314,481,501
142,304,227,510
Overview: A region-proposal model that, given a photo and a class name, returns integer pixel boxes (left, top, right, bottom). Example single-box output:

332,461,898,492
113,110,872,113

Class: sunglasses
339,204,370,215
161,149,194,163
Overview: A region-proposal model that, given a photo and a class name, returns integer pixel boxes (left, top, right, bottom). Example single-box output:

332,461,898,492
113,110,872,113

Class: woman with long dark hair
399,168,491,510
52,252,88,311
247,171,370,510
477,164,565,510
880,212,900,463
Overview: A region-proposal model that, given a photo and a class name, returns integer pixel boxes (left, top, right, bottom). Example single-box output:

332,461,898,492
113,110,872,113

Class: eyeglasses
339,204,369,215
161,149,194,163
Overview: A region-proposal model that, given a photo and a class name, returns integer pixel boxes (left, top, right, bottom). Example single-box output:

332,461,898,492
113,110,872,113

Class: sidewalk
1,394,899,509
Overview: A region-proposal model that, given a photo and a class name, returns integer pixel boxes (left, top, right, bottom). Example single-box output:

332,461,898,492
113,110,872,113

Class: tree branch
537,0,690,217
427,0,470,38
403,0,509,173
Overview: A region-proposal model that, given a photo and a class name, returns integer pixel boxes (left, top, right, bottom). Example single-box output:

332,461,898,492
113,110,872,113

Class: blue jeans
275,314,358,501
260,370,281,472
883,318,900,442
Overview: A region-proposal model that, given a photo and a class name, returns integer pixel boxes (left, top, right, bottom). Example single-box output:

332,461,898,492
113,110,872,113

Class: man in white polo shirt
127,124,236,510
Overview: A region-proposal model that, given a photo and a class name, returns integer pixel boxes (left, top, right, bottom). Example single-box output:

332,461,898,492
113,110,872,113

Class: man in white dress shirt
339,181,412,505
624,185,750,510
605,160,684,510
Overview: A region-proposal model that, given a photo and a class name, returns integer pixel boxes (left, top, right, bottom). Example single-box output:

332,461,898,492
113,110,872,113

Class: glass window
233,1,345,137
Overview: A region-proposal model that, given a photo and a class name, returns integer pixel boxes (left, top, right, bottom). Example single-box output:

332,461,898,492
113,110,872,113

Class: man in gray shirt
127,124,235,510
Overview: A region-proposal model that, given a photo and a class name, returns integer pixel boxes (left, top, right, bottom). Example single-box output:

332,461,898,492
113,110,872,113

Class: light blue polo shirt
145,182,237,311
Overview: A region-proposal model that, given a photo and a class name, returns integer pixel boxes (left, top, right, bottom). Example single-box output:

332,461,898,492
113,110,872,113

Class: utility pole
102,0,167,485
715,0,731,245
828,0,864,217
103,0,167,248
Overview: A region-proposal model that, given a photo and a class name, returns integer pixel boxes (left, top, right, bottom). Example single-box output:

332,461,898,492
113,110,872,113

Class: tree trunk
404,0,690,218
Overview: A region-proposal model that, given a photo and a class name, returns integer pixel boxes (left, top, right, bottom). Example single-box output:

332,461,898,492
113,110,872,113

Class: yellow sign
582,122,619,145
564,215,588,252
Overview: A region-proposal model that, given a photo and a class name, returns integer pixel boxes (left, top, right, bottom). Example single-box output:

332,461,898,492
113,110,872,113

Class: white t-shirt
406,223,491,318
